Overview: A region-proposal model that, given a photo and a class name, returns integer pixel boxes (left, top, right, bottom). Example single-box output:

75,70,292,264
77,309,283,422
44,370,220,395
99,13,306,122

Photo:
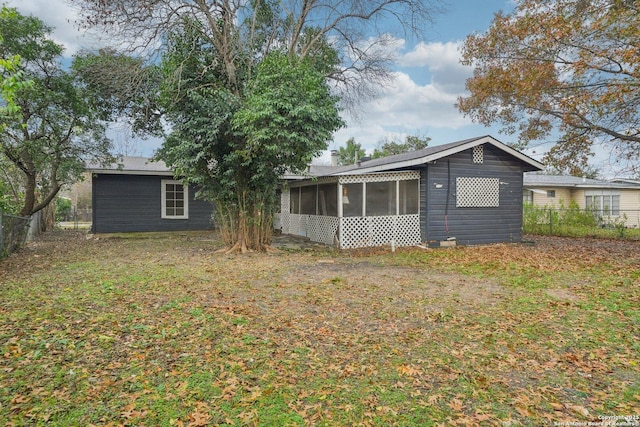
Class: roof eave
332,136,544,175
89,169,174,176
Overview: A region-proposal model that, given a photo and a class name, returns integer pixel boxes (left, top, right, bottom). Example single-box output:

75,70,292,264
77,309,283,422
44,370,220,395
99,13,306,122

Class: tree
371,134,430,159
158,45,343,252
457,0,640,175
72,48,164,138
70,0,441,251
0,6,113,218
71,0,441,108
337,137,366,166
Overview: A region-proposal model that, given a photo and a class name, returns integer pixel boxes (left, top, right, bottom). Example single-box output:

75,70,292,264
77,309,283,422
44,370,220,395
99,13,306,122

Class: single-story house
277,135,544,248
523,173,640,228
88,157,214,233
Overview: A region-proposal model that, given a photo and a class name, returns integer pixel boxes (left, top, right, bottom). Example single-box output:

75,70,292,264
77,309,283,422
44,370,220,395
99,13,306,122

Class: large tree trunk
19,172,36,217
214,192,275,253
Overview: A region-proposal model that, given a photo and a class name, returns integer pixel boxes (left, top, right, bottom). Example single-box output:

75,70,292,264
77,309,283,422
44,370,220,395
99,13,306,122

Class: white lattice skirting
339,214,421,249
280,214,420,249
284,214,339,245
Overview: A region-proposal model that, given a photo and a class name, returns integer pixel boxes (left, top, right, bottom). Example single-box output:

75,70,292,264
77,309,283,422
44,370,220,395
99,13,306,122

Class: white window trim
585,191,620,216
161,179,189,219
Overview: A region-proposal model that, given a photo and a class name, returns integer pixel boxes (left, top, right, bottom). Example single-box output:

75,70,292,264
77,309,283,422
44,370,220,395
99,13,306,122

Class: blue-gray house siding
92,173,214,233
283,136,543,249
420,144,526,246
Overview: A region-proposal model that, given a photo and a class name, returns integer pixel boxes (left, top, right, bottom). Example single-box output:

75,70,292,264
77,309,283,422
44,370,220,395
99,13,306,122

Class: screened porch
277,171,422,249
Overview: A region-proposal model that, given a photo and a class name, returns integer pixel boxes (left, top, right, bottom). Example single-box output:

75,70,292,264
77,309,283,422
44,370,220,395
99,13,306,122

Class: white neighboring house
523,174,640,228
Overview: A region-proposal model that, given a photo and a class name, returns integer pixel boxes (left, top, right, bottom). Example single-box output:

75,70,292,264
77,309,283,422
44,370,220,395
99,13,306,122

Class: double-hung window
161,179,189,219
585,192,620,216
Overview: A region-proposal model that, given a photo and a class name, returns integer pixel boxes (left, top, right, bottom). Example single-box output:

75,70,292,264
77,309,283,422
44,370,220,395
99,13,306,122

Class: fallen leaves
0,231,638,425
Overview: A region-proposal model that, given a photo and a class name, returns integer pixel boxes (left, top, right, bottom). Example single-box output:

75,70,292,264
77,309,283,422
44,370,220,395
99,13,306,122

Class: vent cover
473,145,484,164
456,177,499,207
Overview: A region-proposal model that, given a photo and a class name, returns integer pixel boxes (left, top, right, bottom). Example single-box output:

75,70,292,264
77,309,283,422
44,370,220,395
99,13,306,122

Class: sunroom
278,171,421,249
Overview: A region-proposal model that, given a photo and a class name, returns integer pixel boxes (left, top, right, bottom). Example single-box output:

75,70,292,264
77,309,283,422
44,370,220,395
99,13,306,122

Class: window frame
585,192,620,216
161,179,189,219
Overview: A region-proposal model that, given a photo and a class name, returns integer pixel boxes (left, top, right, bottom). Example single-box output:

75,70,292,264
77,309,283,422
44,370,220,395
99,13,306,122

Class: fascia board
334,136,544,176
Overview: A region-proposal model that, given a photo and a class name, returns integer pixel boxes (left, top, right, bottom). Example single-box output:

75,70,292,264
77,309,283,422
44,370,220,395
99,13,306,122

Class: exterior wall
92,174,214,233
621,190,640,228
528,187,640,228
421,144,526,246
531,188,573,207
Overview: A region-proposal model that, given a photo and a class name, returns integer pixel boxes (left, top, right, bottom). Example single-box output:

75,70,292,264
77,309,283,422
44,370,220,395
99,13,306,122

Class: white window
585,192,620,216
523,190,533,204
161,179,189,219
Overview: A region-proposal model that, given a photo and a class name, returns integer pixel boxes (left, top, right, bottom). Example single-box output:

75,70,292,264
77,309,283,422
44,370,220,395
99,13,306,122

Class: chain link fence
523,204,640,239
1,211,31,258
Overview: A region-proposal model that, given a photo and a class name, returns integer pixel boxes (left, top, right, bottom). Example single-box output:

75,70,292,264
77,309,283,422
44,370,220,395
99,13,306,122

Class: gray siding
420,145,525,246
92,174,214,233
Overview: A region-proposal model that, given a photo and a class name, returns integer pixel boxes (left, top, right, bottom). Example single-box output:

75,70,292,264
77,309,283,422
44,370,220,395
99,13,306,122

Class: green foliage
371,134,430,159
233,52,343,174
523,201,640,239
55,197,71,221
0,6,113,218
157,21,343,251
337,137,365,166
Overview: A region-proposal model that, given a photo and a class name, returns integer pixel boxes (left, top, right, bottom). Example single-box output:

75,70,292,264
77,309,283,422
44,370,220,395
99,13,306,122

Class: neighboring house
523,173,640,228
88,157,214,233
277,135,544,249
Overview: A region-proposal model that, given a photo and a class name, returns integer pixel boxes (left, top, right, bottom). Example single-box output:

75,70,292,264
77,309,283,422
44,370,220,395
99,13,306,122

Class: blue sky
12,0,536,163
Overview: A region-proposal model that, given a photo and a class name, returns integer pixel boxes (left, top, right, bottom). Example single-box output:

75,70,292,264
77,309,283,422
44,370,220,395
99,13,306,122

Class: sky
10,0,552,166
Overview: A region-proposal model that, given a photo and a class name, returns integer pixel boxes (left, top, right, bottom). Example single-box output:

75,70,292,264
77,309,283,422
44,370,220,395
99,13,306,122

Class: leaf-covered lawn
1,231,639,426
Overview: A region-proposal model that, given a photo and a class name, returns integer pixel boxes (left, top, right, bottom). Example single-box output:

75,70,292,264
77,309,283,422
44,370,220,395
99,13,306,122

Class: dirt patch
544,288,582,302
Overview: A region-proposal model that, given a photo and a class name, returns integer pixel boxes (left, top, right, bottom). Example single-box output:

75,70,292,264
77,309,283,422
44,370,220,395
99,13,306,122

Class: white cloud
400,41,461,68
10,0,103,56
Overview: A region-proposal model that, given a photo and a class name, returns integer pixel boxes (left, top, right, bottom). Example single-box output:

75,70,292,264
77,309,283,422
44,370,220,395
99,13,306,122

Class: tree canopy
154,16,344,252
0,6,113,217
69,0,441,251
457,0,640,175
371,134,430,159
337,137,366,166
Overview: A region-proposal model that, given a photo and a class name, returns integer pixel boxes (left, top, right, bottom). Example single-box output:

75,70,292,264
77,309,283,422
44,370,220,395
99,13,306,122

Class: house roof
287,135,544,179
87,156,173,176
88,135,545,179
611,178,640,186
523,173,640,190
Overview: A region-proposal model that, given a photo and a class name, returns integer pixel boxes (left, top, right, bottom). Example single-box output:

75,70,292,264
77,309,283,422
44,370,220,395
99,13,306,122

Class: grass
1,231,639,426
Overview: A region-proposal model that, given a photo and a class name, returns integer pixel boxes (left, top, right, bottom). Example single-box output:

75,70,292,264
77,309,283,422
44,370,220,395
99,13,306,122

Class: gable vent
473,145,484,164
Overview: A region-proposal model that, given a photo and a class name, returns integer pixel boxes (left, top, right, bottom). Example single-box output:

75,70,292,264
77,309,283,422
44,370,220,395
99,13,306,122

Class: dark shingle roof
289,135,543,179
86,156,173,176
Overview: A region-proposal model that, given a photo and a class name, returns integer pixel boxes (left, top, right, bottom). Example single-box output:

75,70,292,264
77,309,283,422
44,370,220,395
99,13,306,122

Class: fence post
548,208,553,235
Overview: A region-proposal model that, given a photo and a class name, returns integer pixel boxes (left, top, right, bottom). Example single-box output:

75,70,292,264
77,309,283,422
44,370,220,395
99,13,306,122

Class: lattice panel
456,177,499,207
307,216,340,245
280,191,291,232
473,145,484,164
339,171,419,184
289,214,308,236
339,214,421,249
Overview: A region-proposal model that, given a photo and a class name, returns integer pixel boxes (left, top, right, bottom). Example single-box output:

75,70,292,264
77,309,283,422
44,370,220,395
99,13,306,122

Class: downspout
445,160,450,237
